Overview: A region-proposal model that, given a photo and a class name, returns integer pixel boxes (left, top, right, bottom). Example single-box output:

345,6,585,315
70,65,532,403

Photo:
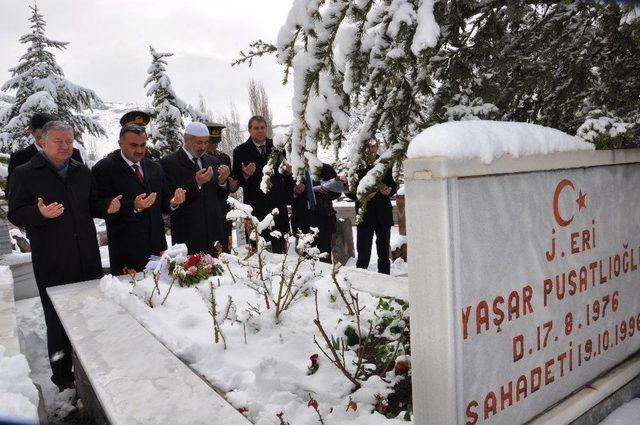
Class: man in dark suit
290,163,342,263
92,124,186,275
232,116,292,253
206,123,236,252
160,122,230,256
8,121,121,391
351,141,397,274
6,113,83,198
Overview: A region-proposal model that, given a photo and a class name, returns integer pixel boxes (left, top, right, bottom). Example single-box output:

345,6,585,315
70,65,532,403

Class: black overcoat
231,138,292,233
8,154,106,287
92,150,172,274
159,149,226,255
7,144,83,198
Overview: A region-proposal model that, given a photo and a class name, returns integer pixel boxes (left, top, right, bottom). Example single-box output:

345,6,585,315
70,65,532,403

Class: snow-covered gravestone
403,121,640,425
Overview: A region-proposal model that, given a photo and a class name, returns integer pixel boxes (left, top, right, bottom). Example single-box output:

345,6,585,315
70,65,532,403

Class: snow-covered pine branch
144,46,209,155
0,3,105,152
271,0,440,219
239,0,638,212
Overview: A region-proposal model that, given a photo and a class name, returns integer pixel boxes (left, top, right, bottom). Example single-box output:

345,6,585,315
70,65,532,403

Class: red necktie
132,164,144,183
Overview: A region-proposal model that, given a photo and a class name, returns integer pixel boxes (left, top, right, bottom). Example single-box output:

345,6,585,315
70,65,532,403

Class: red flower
184,254,201,269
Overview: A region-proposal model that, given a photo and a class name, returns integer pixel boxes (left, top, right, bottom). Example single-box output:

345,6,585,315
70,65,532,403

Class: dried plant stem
331,261,354,315
152,271,161,295
276,412,289,425
313,291,361,389
160,276,176,306
222,296,233,320
224,261,237,284
307,394,326,425
209,282,219,344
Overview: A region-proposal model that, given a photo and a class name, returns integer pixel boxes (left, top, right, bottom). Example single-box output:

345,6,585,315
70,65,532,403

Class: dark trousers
356,223,391,274
37,284,74,386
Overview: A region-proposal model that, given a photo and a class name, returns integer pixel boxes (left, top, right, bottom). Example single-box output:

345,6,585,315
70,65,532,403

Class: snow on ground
406,120,594,163
98,245,409,424
0,346,39,424
0,267,39,425
15,298,78,424
599,398,640,425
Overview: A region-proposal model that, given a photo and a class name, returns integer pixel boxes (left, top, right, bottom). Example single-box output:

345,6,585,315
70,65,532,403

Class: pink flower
202,254,215,265
203,264,212,273
187,266,198,275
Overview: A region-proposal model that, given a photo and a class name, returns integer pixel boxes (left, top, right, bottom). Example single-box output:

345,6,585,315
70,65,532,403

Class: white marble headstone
405,149,640,424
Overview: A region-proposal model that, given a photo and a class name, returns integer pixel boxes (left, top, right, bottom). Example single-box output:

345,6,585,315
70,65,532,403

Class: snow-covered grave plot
48,229,410,425
0,266,41,424
404,120,640,424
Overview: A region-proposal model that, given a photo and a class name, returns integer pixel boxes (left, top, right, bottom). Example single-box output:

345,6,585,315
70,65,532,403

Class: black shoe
53,377,75,392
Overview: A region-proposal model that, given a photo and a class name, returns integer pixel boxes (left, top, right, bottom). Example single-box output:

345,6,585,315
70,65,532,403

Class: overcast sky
0,0,295,124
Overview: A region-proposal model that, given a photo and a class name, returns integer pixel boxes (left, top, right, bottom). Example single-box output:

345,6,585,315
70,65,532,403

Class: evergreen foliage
0,3,105,152
144,46,208,155
235,0,639,217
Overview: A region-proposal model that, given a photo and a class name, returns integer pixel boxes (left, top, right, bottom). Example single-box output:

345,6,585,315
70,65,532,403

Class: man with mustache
159,122,230,255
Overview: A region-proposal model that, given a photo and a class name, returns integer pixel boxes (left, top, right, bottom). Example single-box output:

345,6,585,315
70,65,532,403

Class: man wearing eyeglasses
92,112,186,275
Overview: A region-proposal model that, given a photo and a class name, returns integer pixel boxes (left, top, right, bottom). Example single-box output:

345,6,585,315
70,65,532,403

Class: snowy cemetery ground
95,234,412,425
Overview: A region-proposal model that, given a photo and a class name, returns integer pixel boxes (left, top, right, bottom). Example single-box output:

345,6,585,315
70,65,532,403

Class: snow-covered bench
47,279,251,425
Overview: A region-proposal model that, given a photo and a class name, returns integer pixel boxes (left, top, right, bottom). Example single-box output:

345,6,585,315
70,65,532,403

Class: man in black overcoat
350,141,397,274
290,163,342,263
231,116,293,253
159,122,230,256
92,124,186,275
8,121,121,390
6,113,83,198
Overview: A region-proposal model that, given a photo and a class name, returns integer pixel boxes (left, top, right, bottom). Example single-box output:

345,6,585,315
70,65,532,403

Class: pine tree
427,1,640,148
0,3,105,152
144,46,208,155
